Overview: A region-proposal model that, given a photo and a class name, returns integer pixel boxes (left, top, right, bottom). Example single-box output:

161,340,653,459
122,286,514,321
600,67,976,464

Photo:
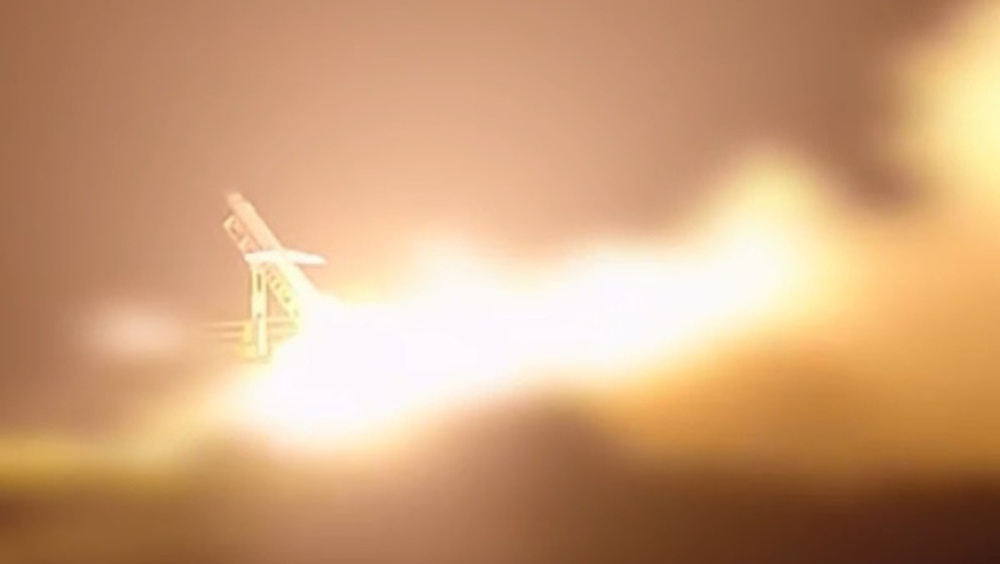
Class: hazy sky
0,0,959,381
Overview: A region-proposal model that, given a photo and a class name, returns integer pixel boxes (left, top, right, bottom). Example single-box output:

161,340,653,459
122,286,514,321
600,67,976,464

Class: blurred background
2,0,1000,561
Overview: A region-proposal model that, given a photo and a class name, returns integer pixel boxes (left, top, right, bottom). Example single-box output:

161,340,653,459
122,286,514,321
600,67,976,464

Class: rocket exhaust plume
218,148,840,454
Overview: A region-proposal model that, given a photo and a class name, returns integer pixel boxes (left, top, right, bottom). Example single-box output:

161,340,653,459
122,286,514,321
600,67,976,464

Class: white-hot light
229,179,813,452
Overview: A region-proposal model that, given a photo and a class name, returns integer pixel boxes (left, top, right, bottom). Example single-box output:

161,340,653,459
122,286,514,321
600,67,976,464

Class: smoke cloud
591,0,1000,481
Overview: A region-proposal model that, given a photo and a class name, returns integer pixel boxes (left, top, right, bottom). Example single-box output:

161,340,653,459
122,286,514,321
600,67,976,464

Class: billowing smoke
591,0,1000,481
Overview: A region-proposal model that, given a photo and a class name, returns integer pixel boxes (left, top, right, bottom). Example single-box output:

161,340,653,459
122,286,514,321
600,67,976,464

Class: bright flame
228,164,821,452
